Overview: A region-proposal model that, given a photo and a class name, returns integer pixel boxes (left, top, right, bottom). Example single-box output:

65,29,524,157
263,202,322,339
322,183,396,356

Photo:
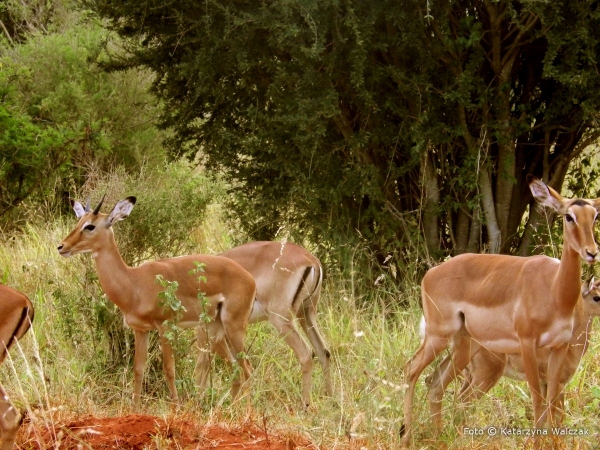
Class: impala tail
0,290,34,363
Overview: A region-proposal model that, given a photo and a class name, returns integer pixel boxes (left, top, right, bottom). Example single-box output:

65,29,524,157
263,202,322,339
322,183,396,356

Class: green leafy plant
189,261,210,324
155,275,186,344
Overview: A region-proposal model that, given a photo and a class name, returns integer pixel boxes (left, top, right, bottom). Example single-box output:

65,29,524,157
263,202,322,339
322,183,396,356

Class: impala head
528,175,600,264
57,196,136,257
581,277,600,315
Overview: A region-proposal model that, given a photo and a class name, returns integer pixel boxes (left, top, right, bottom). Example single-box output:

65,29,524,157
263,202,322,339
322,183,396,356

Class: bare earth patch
17,414,312,449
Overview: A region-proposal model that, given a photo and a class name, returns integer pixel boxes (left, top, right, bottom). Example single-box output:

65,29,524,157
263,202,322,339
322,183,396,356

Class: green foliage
0,15,165,227
155,262,211,346
85,0,600,270
156,275,186,343
0,102,73,220
189,262,211,324
0,0,74,43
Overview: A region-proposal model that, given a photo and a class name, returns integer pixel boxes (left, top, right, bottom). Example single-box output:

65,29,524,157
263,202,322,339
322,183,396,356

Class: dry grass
0,215,599,449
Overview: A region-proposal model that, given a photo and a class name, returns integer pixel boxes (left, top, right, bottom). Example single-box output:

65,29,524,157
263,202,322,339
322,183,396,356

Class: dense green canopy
87,0,600,265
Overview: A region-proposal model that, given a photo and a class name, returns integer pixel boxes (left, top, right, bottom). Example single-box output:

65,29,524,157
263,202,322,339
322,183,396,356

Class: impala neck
555,231,583,314
92,229,132,311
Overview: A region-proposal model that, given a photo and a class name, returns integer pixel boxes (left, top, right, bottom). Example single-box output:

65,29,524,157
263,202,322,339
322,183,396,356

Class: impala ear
527,175,566,214
71,200,86,219
106,197,137,227
582,277,594,296
589,198,600,212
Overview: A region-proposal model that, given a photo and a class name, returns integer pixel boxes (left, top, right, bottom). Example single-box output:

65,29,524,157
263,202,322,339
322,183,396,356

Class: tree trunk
422,150,440,255
467,203,481,253
480,164,502,254
454,207,471,254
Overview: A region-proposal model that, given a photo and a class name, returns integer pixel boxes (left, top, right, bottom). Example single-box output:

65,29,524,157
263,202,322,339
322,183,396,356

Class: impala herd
0,175,599,447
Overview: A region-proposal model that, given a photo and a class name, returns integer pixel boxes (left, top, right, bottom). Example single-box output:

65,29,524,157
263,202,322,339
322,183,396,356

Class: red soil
17,414,313,449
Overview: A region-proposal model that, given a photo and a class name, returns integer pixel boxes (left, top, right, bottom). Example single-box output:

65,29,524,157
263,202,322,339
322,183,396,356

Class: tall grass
1,208,599,449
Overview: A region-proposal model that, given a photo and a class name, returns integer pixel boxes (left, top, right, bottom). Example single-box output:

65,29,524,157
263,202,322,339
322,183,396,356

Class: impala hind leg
0,386,20,450
157,328,179,406
427,330,481,430
211,335,252,400
196,320,232,398
401,335,450,447
298,301,332,398
458,350,506,403
195,325,212,394
220,320,252,400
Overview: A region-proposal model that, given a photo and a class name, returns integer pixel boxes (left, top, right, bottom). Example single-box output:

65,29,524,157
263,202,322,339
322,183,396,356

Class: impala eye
593,296,600,303
565,214,574,223
84,224,96,231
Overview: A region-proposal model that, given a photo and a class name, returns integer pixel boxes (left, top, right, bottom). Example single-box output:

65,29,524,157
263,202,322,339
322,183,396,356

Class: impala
221,241,331,406
401,175,600,446
57,196,256,405
0,284,34,450
427,278,600,421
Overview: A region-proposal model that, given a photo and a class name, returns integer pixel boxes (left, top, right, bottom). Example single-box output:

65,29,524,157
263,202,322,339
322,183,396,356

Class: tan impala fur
57,197,256,405
427,278,600,421
0,284,34,450
401,176,600,446
221,241,331,406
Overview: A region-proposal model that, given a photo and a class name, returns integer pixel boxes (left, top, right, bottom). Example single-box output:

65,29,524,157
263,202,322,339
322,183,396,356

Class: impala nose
586,250,598,263
57,244,63,251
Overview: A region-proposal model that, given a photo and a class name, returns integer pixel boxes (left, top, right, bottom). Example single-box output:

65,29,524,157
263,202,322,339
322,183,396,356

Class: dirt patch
18,414,312,449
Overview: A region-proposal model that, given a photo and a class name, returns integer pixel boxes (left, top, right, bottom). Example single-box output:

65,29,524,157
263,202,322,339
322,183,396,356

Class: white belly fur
248,300,267,323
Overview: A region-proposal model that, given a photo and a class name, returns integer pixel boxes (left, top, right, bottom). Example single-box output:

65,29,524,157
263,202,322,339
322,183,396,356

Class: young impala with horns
401,175,600,446
57,196,256,405
221,241,331,406
0,284,34,450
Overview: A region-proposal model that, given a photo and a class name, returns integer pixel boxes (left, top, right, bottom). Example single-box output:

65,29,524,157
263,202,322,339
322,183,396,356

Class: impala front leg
520,339,545,427
133,329,150,407
158,328,179,406
545,342,569,425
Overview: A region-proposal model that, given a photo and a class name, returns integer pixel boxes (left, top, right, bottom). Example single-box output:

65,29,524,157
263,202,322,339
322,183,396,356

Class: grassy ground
1,215,600,449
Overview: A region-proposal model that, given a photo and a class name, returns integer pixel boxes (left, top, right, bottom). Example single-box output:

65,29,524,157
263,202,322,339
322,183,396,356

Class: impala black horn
92,194,106,215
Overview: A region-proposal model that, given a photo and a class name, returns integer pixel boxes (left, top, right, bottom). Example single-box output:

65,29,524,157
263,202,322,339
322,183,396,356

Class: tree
87,0,600,268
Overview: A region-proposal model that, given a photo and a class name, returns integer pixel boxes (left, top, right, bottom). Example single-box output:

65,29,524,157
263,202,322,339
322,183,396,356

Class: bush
74,160,222,263
0,19,165,227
